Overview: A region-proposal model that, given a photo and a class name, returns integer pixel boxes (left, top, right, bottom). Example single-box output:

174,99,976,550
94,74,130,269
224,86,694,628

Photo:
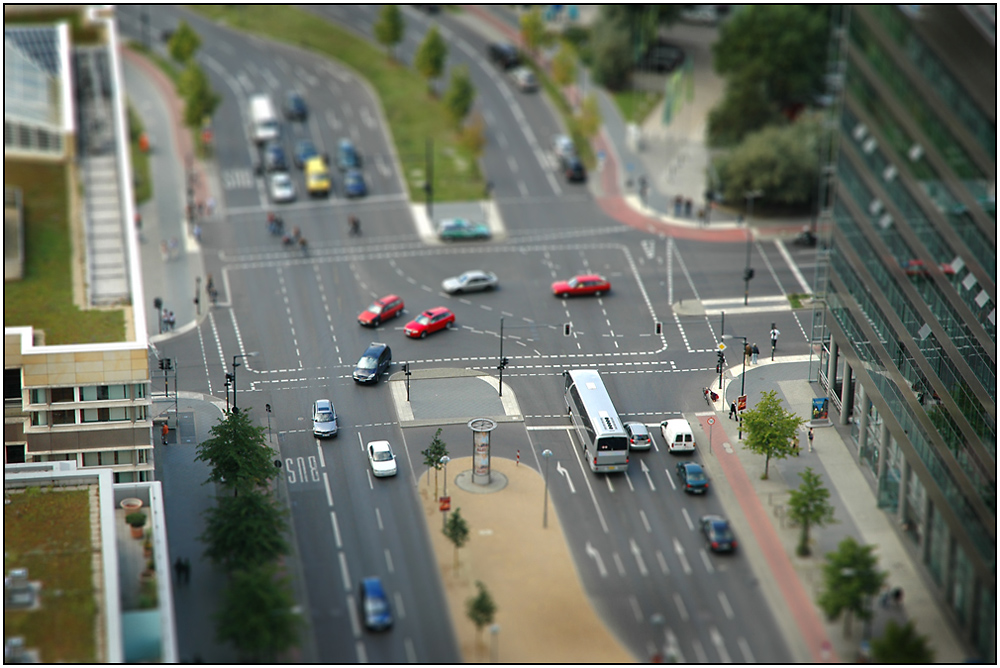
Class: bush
590,19,631,91
126,511,147,528
562,25,592,66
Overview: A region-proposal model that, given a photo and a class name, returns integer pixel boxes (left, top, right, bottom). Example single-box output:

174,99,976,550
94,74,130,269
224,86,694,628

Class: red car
552,274,611,298
404,307,455,338
358,295,404,327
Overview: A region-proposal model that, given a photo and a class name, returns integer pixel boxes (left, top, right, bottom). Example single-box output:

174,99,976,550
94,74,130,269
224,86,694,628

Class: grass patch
192,5,484,202
4,487,97,662
4,8,103,44
611,89,664,125
127,104,153,204
787,293,812,309
3,159,126,344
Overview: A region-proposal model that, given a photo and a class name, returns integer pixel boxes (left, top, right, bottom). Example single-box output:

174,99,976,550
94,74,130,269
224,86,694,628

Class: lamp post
743,189,763,305
404,362,411,401
497,317,510,397
542,449,553,528
265,403,272,442
723,334,747,439
231,352,259,413
224,375,231,412
440,455,451,529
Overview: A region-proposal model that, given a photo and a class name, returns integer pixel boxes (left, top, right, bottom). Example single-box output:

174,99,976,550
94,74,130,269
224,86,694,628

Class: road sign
439,496,451,511
706,416,716,426
718,342,726,350
737,395,747,412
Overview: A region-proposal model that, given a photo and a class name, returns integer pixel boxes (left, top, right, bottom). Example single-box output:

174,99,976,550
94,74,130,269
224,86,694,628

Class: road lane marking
640,460,656,491
317,445,326,468
339,552,351,590
673,592,689,621
507,155,519,173
738,637,754,662
682,507,693,531
331,511,342,549
569,431,610,533
323,472,333,507
405,638,416,663
376,507,384,531
556,460,576,493
630,539,649,576
613,552,625,577
711,626,732,663
639,509,652,533
347,594,361,636
394,591,405,619
585,542,607,577
700,548,714,573
385,548,394,574
719,591,734,620
775,238,813,294
666,469,676,490
674,537,692,574
355,640,367,664
692,638,708,663
656,550,669,575
629,595,643,622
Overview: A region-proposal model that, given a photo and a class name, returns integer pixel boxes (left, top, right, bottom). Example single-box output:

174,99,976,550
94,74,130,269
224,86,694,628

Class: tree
551,41,578,88
373,4,405,60
817,537,887,639
443,507,470,569
201,491,289,572
421,428,448,498
707,74,782,147
195,408,277,495
713,114,821,206
168,20,201,63
589,17,632,91
519,7,546,57
740,389,805,479
786,467,836,556
444,65,475,129
414,26,448,95
215,564,300,662
466,580,497,646
871,620,934,663
178,62,221,129
576,93,602,140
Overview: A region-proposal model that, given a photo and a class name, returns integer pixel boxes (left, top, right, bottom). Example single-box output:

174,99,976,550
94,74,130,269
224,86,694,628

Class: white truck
248,94,279,145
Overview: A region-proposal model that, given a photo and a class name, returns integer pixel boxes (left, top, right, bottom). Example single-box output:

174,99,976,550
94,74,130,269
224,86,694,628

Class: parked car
263,141,288,172
438,218,491,241
639,42,685,73
624,422,652,450
487,42,520,69
312,399,338,438
353,342,392,384
284,91,308,121
367,440,398,477
563,155,587,182
359,577,393,631
404,307,455,339
358,295,404,327
511,66,538,92
344,168,367,198
442,270,498,294
700,515,738,552
675,461,709,494
551,274,610,298
552,134,576,163
336,138,361,171
268,172,296,203
294,138,319,169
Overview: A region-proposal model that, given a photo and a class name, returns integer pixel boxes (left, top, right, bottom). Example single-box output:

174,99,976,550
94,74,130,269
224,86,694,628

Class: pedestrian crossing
221,168,255,190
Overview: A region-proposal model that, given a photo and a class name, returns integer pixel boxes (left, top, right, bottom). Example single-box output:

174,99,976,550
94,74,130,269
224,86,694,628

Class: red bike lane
696,415,839,663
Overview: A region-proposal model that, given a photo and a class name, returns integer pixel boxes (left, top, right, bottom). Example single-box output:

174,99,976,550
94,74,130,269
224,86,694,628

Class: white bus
564,369,629,473
248,94,279,144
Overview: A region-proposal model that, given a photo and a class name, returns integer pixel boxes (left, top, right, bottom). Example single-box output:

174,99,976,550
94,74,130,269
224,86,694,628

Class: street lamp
542,449,553,528
231,352,259,413
722,334,748,439
743,189,763,305
265,403,272,442
497,317,510,397
440,455,451,530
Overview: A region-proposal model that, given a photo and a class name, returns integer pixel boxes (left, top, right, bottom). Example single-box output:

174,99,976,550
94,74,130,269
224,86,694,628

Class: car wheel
373,317,381,326
420,331,427,339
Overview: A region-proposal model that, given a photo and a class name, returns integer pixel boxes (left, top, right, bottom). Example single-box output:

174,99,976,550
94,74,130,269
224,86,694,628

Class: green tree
373,4,405,60
817,537,887,639
712,5,830,110
576,93,602,140
195,408,277,495
589,17,632,91
178,62,220,129
443,507,470,569
871,619,935,663
707,75,782,147
168,20,201,63
787,467,836,556
215,564,300,662
551,41,578,88
741,389,805,479
713,114,820,206
443,65,475,129
421,428,448,498
201,491,289,572
519,7,546,56
414,26,448,95
466,580,497,646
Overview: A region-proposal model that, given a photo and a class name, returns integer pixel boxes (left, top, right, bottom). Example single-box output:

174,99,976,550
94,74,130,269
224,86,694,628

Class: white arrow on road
673,537,692,575
585,542,607,578
630,539,649,576
556,461,576,493
640,460,656,491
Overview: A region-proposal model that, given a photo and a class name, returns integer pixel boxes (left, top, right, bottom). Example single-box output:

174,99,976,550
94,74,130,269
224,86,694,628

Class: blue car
337,138,360,171
294,139,319,169
344,168,367,198
359,577,393,631
675,461,709,494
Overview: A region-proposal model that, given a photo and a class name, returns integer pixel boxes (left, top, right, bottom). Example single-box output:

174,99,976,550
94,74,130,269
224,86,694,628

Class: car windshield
567,278,580,288
366,303,384,314
315,411,334,423
713,524,733,540
274,174,290,185
364,596,387,617
415,314,432,325
357,355,377,370
688,469,706,482
372,449,393,462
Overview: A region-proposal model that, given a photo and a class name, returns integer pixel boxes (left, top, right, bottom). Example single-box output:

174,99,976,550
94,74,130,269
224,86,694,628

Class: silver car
624,421,652,450
442,270,499,294
312,399,338,438
269,172,296,203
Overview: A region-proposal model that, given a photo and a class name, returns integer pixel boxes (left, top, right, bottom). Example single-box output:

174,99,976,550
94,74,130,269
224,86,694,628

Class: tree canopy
195,408,277,494
443,507,470,568
178,61,220,129
373,4,405,60
444,65,475,129
871,620,935,663
214,564,300,662
421,427,449,498
414,26,448,93
551,41,578,88
519,7,547,55
466,580,497,640
787,467,836,556
741,389,805,478
589,17,632,91
817,537,887,639
168,20,201,63
201,492,289,571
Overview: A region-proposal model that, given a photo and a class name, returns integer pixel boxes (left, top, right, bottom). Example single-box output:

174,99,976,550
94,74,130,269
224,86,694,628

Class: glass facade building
818,5,995,661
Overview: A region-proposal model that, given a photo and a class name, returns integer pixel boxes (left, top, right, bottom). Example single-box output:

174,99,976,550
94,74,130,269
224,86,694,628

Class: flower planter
120,498,143,517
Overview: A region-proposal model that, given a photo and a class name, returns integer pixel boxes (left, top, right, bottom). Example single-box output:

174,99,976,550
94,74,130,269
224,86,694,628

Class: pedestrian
638,176,648,206
684,198,693,218
161,422,169,445
745,342,753,365
674,195,683,217
808,427,814,452
792,435,800,456
770,323,780,355
193,222,202,243
892,587,903,607
729,401,737,420
166,311,176,330
751,342,760,364
174,557,183,584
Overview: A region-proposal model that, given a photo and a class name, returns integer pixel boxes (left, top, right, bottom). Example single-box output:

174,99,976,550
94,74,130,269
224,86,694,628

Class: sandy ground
418,456,634,664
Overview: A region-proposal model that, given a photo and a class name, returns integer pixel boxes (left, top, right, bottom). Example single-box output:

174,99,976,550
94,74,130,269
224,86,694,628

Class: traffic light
564,323,571,336
716,350,725,374
158,358,172,371
655,322,662,335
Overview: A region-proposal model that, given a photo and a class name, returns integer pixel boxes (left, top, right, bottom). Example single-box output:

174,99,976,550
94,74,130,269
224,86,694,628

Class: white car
269,172,296,203
312,399,338,438
442,270,499,294
367,440,397,477
552,134,576,163
511,66,537,92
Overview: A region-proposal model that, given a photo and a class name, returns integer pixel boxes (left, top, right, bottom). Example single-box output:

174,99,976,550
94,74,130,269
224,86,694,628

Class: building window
4,369,22,405
30,411,48,426
30,388,46,405
116,471,134,483
81,407,129,423
134,383,147,399
5,445,26,464
50,409,76,425
51,387,75,403
134,405,148,421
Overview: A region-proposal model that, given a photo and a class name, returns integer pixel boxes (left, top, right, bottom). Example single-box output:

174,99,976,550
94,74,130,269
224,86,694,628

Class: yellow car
305,156,330,197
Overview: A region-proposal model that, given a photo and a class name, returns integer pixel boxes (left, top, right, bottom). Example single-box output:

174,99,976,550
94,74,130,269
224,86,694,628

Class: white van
660,418,696,453
249,94,279,144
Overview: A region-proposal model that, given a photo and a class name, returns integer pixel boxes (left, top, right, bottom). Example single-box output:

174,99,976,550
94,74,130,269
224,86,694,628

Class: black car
700,515,738,552
563,156,587,183
639,42,685,73
263,142,288,172
284,91,307,121
353,342,392,384
487,42,520,70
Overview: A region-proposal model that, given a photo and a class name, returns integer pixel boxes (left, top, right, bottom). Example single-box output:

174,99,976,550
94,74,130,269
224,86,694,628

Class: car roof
462,270,490,278
625,421,649,432
315,399,333,411
376,294,400,304
364,342,388,354
682,462,703,472
702,514,725,524
423,307,450,316
362,576,385,593
339,138,354,148
574,274,604,281
369,440,391,451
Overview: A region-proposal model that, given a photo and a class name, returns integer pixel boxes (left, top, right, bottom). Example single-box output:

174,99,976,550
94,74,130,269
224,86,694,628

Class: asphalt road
118,5,820,663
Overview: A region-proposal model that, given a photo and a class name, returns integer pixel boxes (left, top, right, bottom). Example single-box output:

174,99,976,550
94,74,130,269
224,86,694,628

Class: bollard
516,450,520,466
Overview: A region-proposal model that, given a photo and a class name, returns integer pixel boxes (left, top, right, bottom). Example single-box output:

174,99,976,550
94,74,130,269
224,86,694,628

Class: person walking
751,342,760,364
769,324,780,358
161,422,169,445
729,401,738,420
744,342,753,365
808,427,814,452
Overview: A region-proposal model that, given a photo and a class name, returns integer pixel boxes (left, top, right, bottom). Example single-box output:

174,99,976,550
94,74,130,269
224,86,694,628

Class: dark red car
551,274,611,298
403,307,455,338
358,295,404,327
